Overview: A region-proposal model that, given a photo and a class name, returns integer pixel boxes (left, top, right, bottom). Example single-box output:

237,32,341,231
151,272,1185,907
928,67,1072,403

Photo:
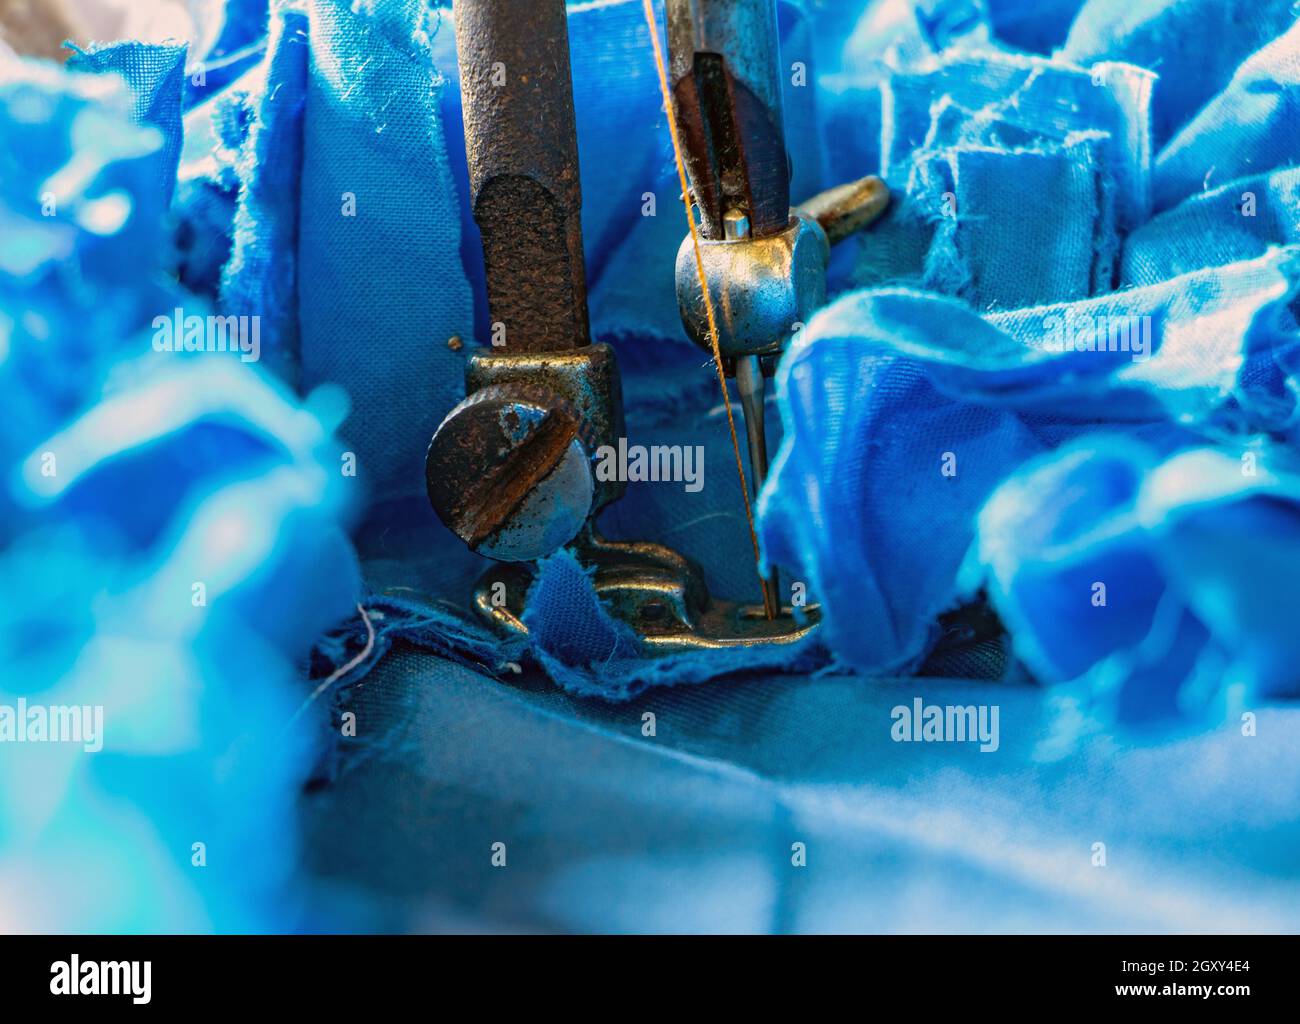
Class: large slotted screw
425,384,595,562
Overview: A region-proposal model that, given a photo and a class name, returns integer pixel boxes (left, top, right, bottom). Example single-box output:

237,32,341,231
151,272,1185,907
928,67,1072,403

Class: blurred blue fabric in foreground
1,0,1299,933
0,41,360,930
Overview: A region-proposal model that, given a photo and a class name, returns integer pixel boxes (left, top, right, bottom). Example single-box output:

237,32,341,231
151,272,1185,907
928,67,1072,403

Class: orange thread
640,0,770,610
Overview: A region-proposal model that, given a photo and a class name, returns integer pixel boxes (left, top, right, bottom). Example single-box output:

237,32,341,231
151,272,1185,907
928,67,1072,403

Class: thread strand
640,0,770,609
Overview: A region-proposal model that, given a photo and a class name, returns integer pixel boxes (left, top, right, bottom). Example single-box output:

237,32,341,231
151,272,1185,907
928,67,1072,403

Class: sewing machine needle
735,354,780,619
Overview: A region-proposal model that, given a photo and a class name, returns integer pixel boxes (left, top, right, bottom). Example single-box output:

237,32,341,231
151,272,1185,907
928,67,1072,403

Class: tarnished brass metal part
798,174,892,246
465,345,627,512
473,527,820,652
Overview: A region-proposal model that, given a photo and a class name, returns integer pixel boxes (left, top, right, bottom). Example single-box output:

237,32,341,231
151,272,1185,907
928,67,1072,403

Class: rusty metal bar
453,0,590,350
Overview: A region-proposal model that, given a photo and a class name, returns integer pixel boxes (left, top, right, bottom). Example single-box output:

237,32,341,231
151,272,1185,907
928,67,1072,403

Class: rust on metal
453,0,590,350
426,384,594,559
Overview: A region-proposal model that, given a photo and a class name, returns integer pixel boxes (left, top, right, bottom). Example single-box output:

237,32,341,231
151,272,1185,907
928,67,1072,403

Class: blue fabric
978,438,1300,726
297,0,473,509
0,51,360,931
863,49,1153,307
174,35,262,298
1152,17,1300,213
1061,0,1298,149
66,41,189,206
185,0,271,107
219,5,309,384
302,649,1300,933
755,0,1300,730
761,252,1299,706
1123,169,1300,286
0,64,171,516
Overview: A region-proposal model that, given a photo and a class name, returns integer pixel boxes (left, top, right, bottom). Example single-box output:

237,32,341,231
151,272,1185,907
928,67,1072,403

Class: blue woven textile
65,41,189,205
756,0,1300,731
1062,0,1298,150
219,5,309,383
301,649,1300,933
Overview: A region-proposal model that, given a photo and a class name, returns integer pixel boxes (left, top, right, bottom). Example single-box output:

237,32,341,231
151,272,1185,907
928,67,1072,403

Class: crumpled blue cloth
860,47,1154,307
1152,16,1300,212
1061,0,1298,150
16,0,1300,711
0,49,359,931
977,438,1300,726
761,249,1299,677
759,0,1300,728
